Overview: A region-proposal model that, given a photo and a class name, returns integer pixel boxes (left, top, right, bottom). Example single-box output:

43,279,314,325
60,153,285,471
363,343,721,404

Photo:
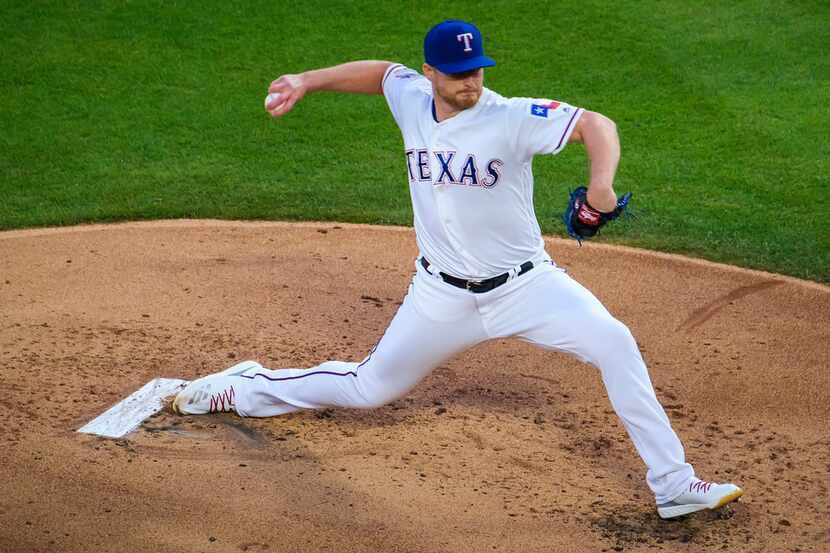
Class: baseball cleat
657,478,743,519
172,360,260,415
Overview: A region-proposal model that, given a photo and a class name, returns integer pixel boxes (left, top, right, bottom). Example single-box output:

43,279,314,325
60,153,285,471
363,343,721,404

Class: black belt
420,257,534,294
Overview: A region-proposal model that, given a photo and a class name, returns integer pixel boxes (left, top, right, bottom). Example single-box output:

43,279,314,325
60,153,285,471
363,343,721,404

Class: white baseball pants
231,259,694,503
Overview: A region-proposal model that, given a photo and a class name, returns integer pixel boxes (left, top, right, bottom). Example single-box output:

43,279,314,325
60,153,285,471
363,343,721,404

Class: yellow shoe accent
713,488,744,509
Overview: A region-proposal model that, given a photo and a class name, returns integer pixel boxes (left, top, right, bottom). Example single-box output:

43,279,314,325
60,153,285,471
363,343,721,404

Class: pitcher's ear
422,63,434,80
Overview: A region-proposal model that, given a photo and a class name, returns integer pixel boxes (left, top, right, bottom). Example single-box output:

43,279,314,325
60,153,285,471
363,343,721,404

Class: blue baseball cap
424,20,496,74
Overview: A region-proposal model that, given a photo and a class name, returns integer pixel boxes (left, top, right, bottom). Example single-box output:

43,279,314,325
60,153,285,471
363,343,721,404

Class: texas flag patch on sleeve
530,100,562,118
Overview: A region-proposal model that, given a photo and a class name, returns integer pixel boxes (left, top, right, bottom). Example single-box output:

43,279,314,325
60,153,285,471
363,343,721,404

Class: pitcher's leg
180,273,488,418
498,266,693,503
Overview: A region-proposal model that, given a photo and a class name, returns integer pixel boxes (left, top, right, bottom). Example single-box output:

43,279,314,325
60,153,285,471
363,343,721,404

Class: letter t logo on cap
456,32,474,52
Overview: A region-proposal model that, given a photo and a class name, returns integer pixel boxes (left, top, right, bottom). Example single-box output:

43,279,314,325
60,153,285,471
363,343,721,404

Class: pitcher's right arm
266,61,394,117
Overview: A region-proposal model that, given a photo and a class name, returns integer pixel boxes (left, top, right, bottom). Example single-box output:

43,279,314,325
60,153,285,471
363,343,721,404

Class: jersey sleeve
507,98,584,159
382,64,429,127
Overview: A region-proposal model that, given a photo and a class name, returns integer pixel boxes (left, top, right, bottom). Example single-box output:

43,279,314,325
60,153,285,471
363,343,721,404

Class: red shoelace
209,386,235,413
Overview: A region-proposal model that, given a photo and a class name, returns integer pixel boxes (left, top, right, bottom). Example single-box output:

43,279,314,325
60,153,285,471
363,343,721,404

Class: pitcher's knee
590,316,640,359
353,380,409,409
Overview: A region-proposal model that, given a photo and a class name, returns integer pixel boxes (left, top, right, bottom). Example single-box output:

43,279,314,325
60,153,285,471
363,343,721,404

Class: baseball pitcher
173,20,742,519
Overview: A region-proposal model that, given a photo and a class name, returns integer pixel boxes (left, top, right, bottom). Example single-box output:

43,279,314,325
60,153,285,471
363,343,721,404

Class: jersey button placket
432,135,451,223
432,129,470,273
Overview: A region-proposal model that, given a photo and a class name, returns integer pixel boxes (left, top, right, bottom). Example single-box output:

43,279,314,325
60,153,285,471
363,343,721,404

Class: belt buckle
466,279,482,291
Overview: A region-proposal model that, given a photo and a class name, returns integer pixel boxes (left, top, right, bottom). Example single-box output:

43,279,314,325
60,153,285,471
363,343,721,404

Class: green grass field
1,1,828,282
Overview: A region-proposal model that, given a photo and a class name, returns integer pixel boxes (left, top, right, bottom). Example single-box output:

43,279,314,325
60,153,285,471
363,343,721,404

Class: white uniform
229,64,695,504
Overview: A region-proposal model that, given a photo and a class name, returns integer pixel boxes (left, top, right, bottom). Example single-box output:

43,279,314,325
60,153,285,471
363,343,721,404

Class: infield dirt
1,221,828,553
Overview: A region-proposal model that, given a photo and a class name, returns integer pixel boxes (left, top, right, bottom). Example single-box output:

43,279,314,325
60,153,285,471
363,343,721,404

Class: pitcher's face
424,65,484,111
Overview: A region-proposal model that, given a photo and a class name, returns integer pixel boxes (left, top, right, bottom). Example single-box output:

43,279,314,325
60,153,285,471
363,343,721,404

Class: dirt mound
1,220,828,553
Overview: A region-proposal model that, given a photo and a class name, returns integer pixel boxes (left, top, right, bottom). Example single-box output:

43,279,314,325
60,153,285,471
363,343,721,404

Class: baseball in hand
264,92,283,110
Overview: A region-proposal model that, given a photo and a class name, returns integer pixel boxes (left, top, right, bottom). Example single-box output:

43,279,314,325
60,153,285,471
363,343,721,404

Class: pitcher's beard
438,88,481,111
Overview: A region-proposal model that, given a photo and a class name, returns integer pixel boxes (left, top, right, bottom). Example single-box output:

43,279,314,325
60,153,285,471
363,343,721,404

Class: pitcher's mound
1,220,828,553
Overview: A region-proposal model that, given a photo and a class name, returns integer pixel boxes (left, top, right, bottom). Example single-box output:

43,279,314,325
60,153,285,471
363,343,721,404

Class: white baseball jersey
382,63,584,279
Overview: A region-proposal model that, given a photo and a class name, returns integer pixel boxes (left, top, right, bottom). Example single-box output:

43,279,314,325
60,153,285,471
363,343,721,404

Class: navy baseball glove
563,186,632,243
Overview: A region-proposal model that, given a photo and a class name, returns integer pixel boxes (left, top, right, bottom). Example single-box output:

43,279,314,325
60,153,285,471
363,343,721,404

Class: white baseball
264,92,283,110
